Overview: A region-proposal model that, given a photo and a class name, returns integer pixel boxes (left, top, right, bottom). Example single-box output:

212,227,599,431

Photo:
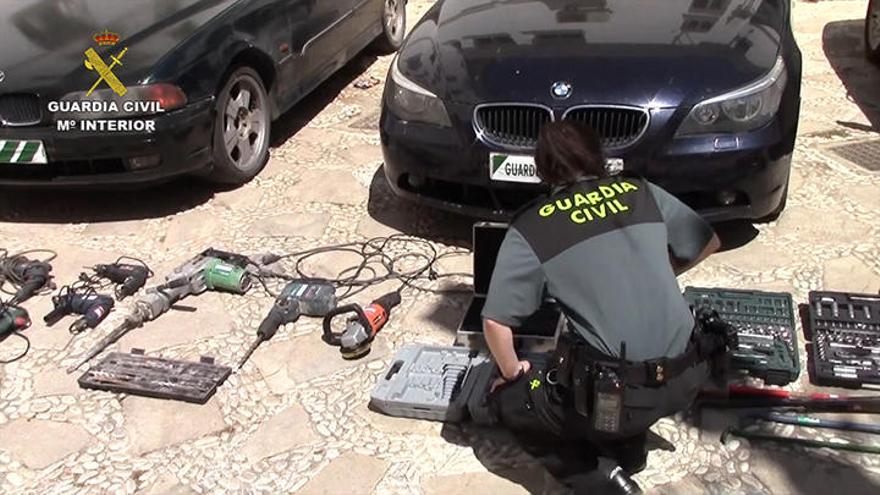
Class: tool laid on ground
89,257,153,300
67,249,256,373
684,287,800,386
0,301,32,364
805,291,880,388
750,411,880,435
722,427,880,455
44,288,114,334
0,249,56,305
323,291,401,359
698,391,880,413
78,348,231,404
237,280,338,369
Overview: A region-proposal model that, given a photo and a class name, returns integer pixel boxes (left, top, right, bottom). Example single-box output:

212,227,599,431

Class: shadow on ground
0,50,379,225
367,167,476,248
0,178,216,224
824,19,880,132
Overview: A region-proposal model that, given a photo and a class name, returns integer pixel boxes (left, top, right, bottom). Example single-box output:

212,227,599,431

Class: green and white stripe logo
0,140,48,164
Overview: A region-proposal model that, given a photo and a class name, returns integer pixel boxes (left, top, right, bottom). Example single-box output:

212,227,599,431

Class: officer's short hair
535,121,608,185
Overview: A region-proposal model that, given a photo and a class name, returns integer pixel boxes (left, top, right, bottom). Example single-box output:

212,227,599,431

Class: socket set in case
684,287,800,386
806,291,880,388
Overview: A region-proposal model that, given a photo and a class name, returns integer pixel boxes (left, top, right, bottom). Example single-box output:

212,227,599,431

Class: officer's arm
648,183,719,275
481,228,545,379
670,233,720,275
485,319,525,379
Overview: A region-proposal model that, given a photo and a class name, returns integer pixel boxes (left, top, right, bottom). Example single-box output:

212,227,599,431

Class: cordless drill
93,262,151,300
237,280,337,369
322,291,401,359
44,292,115,334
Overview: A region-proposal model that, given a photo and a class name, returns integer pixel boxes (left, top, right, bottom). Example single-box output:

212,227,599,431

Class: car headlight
52,83,187,120
676,56,787,136
387,56,451,127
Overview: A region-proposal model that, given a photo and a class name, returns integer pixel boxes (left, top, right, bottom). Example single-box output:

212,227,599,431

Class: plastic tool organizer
683,287,800,386
806,291,880,388
370,344,489,421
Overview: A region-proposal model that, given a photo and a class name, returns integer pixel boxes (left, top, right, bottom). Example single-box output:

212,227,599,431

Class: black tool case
455,222,562,352
684,287,800,386
805,291,880,388
78,349,231,403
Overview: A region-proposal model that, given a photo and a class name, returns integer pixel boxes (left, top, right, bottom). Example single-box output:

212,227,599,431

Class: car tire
868,0,880,64
756,184,788,223
372,0,406,54
208,67,271,185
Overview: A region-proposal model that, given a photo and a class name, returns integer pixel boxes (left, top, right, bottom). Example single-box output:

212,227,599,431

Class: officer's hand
490,360,531,393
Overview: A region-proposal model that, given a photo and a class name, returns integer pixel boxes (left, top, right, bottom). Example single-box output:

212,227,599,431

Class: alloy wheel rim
384,0,404,41
222,76,267,171
871,2,880,51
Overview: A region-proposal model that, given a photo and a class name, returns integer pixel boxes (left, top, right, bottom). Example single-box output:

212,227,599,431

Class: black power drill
44,291,115,334
92,261,151,300
237,280,338,369
3,256,53,305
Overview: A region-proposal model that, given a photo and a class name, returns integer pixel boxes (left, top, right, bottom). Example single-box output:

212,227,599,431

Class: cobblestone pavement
1,1,880,494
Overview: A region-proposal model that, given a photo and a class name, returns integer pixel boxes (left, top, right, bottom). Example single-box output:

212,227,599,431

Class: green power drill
67,249,255,373
1,305,32,363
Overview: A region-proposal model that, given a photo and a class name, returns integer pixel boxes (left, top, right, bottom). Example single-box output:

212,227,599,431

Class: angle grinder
322,291,401,359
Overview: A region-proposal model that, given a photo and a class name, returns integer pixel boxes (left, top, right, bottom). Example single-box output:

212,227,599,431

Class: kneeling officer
482,121,725,491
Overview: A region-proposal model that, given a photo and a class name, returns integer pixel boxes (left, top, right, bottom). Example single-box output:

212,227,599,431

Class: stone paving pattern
1,1,879,494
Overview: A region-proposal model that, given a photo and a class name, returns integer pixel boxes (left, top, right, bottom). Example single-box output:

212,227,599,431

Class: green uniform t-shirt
481,176,715,361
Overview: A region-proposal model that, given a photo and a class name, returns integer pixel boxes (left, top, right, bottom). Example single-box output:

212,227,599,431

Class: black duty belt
553,329,727,388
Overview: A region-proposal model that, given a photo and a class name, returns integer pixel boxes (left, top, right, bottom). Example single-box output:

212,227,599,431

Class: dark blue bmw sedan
380,0,802,222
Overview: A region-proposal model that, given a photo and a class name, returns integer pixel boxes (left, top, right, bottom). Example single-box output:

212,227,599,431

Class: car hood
398,0,788,107
0,0,238,97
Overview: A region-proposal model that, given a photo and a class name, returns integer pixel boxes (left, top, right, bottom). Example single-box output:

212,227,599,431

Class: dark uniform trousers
486,335,710,486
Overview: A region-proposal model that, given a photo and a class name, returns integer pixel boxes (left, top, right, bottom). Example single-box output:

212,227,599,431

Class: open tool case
78,349,231,404
455,222,563,352
684,287,800,386
805,291,880,388
370,344,490,421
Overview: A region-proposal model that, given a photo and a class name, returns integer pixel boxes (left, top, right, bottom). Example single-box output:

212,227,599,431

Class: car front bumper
380,102,795,223
0,98,214,189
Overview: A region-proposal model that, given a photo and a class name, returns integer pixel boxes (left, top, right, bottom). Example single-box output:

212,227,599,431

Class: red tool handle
729,385,844,401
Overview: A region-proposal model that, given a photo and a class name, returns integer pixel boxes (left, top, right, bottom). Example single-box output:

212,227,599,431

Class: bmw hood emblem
551,81,572,99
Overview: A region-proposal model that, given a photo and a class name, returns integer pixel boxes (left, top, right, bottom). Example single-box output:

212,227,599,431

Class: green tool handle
723,428,880,455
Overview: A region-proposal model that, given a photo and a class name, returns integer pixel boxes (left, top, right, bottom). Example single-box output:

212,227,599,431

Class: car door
294,0,359,95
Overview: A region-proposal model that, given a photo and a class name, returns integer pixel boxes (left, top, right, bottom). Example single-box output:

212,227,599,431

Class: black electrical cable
0,331,30,364
260,234,472,300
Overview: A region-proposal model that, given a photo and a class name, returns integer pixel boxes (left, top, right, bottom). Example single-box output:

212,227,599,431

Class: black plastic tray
684,287,800,386
806,291,880,388
78,349,231,404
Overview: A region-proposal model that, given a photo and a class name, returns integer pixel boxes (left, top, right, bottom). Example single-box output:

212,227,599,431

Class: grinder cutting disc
341,342,372,360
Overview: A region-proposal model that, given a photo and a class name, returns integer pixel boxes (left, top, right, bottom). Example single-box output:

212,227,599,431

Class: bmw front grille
474,103,650,150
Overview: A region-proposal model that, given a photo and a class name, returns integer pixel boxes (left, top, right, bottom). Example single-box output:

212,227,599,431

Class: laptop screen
473,222,509,295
